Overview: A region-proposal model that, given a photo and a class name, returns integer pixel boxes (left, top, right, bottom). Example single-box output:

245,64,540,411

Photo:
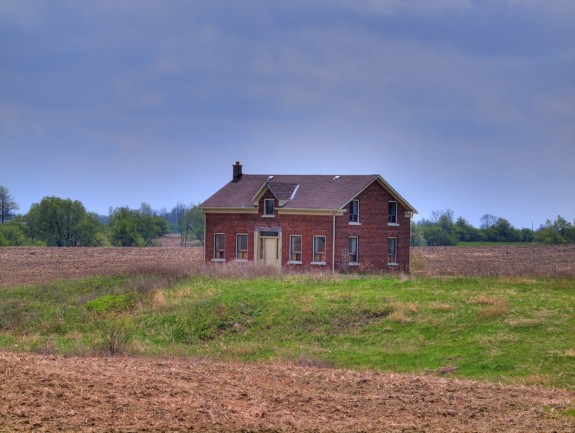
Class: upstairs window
264,199,275,216
236,234,248,260
388,237,397,264
289,235,302,263
349,200,359,223
313,236,326,264
348,236,358,264
388,201,398,224
213,233,225,260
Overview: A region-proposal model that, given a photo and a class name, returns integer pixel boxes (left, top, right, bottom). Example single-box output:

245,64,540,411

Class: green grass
1,273,574,390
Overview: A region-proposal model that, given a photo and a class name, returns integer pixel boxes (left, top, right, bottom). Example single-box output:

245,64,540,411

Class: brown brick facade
204,182,412,272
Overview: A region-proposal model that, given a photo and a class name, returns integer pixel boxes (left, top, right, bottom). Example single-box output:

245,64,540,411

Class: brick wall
204,182,412,272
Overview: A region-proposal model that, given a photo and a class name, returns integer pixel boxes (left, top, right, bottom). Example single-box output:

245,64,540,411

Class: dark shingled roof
200,173,417,212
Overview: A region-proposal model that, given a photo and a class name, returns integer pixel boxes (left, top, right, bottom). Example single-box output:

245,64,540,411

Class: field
1,244,575,432
411,245,575,277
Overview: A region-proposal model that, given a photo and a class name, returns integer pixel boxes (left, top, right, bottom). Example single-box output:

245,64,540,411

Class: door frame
254,230,282,269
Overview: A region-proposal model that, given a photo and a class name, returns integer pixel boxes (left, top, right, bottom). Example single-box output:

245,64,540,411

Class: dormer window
349,200,359,223
264,199,275,216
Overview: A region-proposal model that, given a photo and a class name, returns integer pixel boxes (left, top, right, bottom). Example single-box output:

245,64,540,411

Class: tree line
1,186,573,247
0,186,203,247
411,209,575,246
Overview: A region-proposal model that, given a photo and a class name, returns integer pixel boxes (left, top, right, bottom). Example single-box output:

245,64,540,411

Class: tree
26,197,104,246
0,221,26,246
108,207,143,247
0,186,19,223
454,217,485,242
480,214,498,229
140,203,169,244
535,215,575,244
485,217,521,242
171,203,204,246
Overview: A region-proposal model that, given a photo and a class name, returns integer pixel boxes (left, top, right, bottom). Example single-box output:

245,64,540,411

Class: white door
261,237,280,269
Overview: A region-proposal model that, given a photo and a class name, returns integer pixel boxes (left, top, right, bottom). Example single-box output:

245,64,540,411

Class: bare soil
0,246,202,288
412,245,575,277
1,352,574,433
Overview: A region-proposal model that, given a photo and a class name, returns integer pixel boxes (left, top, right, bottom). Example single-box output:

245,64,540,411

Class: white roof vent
333,175,341,181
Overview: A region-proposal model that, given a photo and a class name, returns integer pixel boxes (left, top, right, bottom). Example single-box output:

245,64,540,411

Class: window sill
388,223,399,227
348,262,359,266
348,222,361,226
387,262,399,266
262,214,275,218
288,261,302,265
235,259,248,262
211,258,225,262
311,262,327,266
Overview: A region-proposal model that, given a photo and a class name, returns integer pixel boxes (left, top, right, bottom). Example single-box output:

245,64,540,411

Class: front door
260,237,280,269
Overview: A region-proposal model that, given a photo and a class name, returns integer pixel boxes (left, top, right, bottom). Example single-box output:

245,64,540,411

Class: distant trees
24,197,104,246
535,216,575,244
0,186,19,223
108,204,169,247
164,203,204,246
412,211,575,246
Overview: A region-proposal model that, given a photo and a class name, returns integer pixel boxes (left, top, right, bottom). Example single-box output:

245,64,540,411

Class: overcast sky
1,0,574,229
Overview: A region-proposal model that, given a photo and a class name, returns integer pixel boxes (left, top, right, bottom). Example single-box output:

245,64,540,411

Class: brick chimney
232,161,243,181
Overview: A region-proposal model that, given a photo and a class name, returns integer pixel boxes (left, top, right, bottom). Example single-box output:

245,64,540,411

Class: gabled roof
200,173,417,214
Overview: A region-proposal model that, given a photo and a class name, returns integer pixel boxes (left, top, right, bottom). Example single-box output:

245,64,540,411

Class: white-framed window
213,233,225,260
348,236,358,264
236,234,248,260
388,237,397,264
289,235,302,263
312,235,326,264
388,201,398,225
264,199,275,216
349,200,359,223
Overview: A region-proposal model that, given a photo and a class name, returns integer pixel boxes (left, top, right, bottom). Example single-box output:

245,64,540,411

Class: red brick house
199,162,417,272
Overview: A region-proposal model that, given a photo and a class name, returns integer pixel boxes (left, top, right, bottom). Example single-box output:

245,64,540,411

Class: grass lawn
1,273,573,389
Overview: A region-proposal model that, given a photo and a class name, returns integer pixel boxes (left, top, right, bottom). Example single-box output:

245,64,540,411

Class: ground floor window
313,236,326,264
388,237,397,264
348,236,358,264
289,235,302,263
214,233,225,260
236,234,248,260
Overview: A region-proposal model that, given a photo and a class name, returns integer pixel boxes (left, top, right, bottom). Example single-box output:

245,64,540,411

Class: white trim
387,223,399,227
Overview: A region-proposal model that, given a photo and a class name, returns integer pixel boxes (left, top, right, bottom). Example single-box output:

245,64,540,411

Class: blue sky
1,0,574,229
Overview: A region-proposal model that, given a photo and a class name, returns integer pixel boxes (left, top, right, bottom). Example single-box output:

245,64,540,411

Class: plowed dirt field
1,352,574,433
